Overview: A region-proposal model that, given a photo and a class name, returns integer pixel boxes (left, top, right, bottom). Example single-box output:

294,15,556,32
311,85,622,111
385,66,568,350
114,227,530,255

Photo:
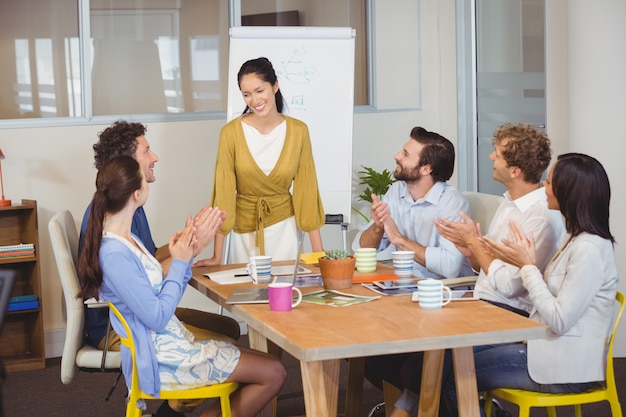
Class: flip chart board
227,26,356,223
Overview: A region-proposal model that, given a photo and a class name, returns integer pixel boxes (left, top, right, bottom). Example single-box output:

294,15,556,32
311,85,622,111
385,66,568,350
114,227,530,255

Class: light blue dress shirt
352,181,473,279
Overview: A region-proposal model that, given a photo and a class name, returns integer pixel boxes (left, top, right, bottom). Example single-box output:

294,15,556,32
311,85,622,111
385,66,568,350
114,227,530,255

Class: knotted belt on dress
255,198,272,255
235,192,294,256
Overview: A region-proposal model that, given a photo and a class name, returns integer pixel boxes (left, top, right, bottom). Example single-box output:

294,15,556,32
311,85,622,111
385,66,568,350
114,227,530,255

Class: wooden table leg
418,349,445,417
300,359,340,417
452,347,480,417
344,357,365,417
248,327,282,417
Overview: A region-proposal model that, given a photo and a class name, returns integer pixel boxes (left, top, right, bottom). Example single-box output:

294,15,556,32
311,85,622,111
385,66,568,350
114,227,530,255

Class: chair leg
126,402,142,417
382,380,401,417
105,371,123,401
345,357,365,417
220,393,233,417
518,405,531,417
483,392,493,416
609,400,624,417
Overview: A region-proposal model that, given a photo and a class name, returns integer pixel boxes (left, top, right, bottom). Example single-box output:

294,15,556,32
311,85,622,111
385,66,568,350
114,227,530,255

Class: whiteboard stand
325,214,349,253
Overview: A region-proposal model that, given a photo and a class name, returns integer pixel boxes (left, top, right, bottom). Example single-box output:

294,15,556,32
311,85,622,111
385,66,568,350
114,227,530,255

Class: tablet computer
373,279,419,290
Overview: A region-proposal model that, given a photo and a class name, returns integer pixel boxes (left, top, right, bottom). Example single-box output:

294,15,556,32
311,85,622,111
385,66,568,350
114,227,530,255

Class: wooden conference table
190,262,545,417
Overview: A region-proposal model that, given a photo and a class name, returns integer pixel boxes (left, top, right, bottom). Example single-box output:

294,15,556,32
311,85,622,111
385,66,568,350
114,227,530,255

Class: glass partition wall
475,0,546,194
0,0,368,122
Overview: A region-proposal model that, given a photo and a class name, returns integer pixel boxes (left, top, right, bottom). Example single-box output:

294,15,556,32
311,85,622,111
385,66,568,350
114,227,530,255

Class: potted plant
318,249,356,290
352,165,396,223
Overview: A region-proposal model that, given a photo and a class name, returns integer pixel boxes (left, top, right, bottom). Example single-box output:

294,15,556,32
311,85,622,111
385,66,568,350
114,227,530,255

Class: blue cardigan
79,205,157,347
99,235,192,396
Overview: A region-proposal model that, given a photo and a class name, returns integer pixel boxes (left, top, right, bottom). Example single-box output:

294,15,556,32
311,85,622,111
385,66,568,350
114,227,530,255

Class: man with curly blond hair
437,122,564,315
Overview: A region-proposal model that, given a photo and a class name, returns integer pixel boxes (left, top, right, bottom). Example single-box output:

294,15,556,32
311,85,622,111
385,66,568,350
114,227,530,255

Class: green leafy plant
323,249,351,260
352,165,396,222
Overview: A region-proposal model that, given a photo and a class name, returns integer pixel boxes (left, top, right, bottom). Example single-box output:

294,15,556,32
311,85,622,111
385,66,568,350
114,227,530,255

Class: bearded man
352,126,473,279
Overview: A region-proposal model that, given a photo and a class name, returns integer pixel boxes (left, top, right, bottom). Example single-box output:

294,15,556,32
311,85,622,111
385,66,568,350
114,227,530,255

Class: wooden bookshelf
0,199,45,372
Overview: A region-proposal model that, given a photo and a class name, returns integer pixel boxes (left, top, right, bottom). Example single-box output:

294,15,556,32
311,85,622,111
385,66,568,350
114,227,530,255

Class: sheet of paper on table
205,266,314,285
204,268,252,284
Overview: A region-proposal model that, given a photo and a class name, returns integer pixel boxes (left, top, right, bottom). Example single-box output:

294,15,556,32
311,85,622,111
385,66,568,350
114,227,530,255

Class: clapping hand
370,194,391,228
478,220,536,268
190,205,227,257
169,222,197,263
435,212,481,257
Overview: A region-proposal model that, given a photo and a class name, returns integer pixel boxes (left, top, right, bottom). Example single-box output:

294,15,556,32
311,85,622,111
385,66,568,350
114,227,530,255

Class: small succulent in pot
322,249,351,260
318,249,355,290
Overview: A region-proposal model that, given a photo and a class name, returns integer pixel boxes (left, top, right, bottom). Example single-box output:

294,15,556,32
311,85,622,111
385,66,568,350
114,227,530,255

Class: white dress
107,232,241,389
229,120,299,263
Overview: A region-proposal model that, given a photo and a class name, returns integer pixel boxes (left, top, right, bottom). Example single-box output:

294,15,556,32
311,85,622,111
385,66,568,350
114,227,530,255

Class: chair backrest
107,302,140,392
462,191,504,235
49,210,83,384
606,291,625,385
50,210,120,384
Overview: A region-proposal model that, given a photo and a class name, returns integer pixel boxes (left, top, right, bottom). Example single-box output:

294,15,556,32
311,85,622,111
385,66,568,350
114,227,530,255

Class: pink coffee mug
268,282,303,311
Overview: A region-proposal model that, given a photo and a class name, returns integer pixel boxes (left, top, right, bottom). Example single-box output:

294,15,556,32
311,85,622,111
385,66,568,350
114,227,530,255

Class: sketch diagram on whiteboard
275,46,320,111
275,45,320,84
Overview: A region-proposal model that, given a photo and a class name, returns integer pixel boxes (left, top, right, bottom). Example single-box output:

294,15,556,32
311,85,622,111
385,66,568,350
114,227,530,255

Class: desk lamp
0,149,11,207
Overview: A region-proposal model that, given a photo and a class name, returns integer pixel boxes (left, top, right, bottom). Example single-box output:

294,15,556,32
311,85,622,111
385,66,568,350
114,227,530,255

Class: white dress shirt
475,187,565,313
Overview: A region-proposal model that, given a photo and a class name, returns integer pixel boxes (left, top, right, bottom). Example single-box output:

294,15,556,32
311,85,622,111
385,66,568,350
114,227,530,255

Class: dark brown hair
78,155,143,298
237,57,285,114
410,126,455,182
93,120,147,170
552,153,614,242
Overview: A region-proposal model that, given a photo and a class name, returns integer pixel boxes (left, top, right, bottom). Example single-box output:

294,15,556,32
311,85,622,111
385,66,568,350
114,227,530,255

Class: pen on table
234,273,249,277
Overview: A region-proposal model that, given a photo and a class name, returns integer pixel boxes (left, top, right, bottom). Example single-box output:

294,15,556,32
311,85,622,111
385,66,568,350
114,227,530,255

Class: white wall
546,0,626,355
0,1,458,357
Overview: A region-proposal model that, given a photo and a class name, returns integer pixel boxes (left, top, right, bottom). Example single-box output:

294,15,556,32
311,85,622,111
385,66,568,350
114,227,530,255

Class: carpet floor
3,337,625,416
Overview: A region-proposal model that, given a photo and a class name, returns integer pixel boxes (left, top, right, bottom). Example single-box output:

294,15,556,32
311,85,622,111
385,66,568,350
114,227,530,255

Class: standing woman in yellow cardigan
195,57,325,265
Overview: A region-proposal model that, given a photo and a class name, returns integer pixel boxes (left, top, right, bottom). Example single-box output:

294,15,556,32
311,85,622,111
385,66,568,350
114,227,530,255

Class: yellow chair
484,291,624,417
108,302,239,417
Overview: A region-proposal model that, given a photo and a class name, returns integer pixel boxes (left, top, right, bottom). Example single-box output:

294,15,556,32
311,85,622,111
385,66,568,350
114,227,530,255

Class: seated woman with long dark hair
78,155,286,417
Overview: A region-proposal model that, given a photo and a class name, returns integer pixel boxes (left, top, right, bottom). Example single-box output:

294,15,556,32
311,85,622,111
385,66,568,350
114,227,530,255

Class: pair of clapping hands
169,206,226,264
435,212,536,268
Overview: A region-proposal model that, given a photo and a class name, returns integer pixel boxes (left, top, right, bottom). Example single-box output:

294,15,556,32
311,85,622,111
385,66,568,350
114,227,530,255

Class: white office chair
49,210,120,385
462,191,504,235
436,192,506,290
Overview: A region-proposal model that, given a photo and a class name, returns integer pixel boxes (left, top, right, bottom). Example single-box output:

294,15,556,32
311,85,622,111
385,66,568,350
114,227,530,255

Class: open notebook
226,230,305,304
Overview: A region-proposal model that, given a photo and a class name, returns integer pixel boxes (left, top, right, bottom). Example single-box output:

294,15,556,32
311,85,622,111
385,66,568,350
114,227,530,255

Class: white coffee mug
392,250,415,278
246,255,272,284
417,279,452,310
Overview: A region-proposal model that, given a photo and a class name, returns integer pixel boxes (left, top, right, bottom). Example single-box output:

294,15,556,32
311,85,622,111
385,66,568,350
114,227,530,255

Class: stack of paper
0,243,35,259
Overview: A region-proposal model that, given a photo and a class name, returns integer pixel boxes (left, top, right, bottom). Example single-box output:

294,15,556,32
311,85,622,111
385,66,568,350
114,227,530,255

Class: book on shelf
0,251,35,258
8,294,39,312
0,243,35,259
10,294,38,303
0,243,35,252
